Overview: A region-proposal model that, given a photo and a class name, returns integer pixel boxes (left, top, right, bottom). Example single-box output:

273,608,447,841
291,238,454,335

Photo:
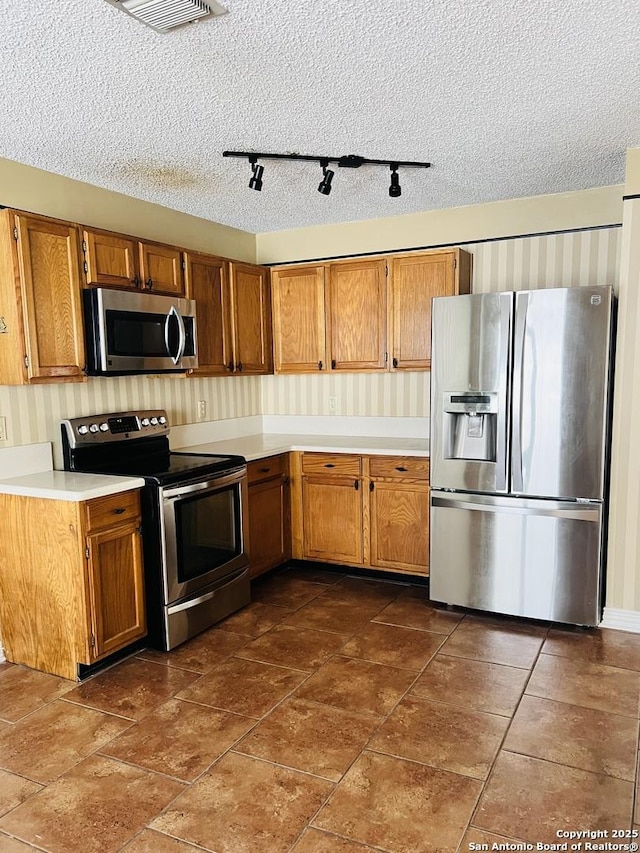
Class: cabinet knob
392,357,398,368
237,362,243,372
146,278,153,290
226,361,235,372
260,466,271,473
395,466,408,472
318,360,323,370
113,507,126,515
324,463,335,468
331,359,336,370
369,481,374,491
132,276,140,288
354,480,359,490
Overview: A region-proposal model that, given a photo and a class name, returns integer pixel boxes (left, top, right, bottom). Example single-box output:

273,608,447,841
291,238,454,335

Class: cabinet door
389,251,457,370
369,480,429,575
139,242,184,295
230,262,273,374
86,521,146,660
302,475,363,564
14,214,86,382
248,475,291,579
185,252,233,376
271,265,327,372
328,259,386,370
82,229,139,289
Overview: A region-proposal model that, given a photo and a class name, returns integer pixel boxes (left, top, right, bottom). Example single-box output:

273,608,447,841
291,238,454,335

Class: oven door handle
166,568,248,615
164,306,186,366
161,467,246,499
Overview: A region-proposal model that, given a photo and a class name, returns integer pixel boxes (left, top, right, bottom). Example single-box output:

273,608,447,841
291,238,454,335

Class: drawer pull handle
395,466,408,472
393,357,398,368
260,467,271,473
324,463,335,468
113,507,126,514
369,481,374,491
318,360,323,370
331,359,336,370
354,480,359,490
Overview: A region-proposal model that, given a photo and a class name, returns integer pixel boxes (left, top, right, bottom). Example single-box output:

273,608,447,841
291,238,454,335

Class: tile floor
0,566,639,852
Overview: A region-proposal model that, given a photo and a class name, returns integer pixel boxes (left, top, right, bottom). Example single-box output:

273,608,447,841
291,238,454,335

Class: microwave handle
164,306,187,365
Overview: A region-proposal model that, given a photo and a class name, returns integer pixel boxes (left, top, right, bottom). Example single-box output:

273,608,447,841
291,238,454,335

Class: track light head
389,165,401,198
249,161,263,191
318,163,334,196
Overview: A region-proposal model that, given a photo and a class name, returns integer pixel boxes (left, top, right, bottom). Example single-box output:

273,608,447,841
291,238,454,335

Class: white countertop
176,433,429,461
0,471,145,502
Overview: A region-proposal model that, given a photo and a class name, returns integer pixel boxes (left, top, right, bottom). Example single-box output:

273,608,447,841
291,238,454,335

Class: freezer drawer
429,491,603,626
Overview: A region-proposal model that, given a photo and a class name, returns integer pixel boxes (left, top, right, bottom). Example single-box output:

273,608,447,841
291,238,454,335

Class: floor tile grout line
460,626,549,842
0,828,51,853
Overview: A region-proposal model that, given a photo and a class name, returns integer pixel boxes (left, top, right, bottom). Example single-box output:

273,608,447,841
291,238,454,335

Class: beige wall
256,185,623,264
0,157,256,261
607,148,640,613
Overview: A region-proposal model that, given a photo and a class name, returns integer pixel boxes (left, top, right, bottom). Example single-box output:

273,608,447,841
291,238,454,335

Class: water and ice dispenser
443,392,498,461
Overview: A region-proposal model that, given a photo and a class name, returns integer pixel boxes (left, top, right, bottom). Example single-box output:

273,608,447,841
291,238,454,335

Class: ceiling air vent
105,0,228,33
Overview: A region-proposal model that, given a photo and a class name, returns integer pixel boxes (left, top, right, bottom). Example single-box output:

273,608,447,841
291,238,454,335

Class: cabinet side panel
0,212,26,384
0,495,83,680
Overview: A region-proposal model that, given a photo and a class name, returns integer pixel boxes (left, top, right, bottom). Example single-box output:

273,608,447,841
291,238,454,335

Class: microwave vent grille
105,0,227,32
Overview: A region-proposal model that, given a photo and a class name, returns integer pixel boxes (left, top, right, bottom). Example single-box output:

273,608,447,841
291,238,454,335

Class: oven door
160,468,248,605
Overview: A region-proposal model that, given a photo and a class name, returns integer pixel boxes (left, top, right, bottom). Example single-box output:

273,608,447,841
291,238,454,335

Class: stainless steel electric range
61,410,249,651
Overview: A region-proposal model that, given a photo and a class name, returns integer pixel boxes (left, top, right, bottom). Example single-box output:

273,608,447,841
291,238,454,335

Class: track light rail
222,151,431,169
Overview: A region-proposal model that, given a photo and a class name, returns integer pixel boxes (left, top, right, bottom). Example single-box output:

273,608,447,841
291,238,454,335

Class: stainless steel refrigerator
429,285,615,626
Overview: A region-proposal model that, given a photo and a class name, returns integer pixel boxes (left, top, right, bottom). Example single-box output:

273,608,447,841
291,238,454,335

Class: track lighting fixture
389,165,401,198
223,150,430,198
248,159,263,191
317,161,334,196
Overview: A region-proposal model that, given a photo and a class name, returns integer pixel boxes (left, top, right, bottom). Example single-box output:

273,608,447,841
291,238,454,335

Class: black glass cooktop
70,449,246,486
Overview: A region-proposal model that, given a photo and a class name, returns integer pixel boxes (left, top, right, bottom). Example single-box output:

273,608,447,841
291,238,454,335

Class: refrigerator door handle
511,292,528,492
430,494,599,522
495,295,512,492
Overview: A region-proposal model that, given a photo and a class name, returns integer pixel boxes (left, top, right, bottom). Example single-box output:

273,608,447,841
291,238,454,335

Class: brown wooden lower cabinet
247,455,291,579
292,451,429,577
0,490,146,680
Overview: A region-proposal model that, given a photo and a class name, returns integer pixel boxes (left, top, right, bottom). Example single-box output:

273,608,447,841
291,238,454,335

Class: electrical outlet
328,396,337,414
0,417,6,441
197,400,207,421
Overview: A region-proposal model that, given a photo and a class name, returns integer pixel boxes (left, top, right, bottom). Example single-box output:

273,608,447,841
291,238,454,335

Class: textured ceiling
0,0,639,233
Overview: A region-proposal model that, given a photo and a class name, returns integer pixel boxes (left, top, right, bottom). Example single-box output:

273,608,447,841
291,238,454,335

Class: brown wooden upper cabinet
388,248,471,370
328,258,387,371
230,262,273,374
82,227,185,296
0,210,86,385
271,265,327,372
185,255,272,376
270,248,471,375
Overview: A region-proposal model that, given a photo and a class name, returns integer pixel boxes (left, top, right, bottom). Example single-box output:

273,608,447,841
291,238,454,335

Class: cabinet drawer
248,454,287,485
85,490,141,532
369,456,429,481
302,453,361,476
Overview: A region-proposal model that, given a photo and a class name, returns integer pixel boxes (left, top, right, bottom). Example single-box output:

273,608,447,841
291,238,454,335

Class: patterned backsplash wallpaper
0,225,621,452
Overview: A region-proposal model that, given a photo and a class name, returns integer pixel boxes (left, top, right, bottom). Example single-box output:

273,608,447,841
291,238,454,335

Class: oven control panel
62,410,169,447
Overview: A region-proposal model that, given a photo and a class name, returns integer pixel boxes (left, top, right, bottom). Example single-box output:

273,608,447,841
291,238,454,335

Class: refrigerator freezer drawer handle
431,495,599,521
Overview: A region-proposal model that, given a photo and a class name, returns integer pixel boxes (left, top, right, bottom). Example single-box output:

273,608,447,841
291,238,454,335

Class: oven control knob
77,425,88,435
159,416,166,425
89,423,99,434
99,422,109,432
150,416,159,425
141,418,150,427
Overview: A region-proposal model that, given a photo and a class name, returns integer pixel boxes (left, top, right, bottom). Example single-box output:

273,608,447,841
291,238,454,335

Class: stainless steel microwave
84,288,198,375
